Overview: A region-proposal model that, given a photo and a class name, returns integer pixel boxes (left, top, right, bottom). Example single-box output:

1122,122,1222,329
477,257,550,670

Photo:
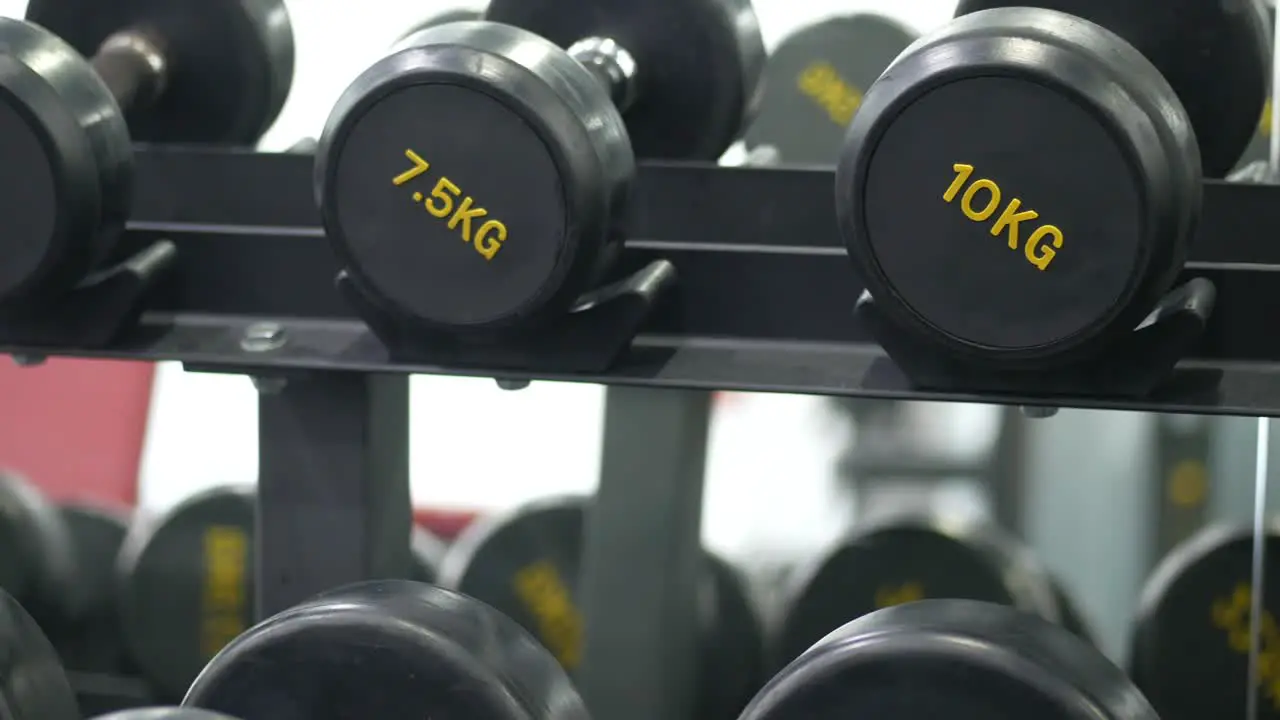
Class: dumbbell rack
5,146,1280,720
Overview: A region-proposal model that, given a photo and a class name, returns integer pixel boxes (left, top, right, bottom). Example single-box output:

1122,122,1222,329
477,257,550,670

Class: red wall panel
0,358,154,505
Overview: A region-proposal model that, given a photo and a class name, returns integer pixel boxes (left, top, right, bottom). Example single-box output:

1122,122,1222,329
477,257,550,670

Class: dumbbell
50,504,133,675
835,3,1268,372
772,513,1090,668
743,14,917,166
115,486,449,702
0,585,81,720
183,580,590,720
0,471,84,627
314,0,764,334
437,495,763,720
93,711,236,719
1131,523,1280,720
741,599,1157,720
0,0,294,305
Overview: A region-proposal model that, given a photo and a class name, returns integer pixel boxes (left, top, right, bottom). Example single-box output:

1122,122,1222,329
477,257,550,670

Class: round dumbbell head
51,503,132,673
0,471,84,625
743,14,917,166
184,580,591,719
836,7,1200,366
486,0,764,159
439,495,764,720
774,515,1058,668
0,586,82,720
117,486,256,702
94,710,239,719
0,17,133,304
955,0,1270,178
26,0,294,144
742,599,1157,720
1131,524,1280,720
316,21,633,333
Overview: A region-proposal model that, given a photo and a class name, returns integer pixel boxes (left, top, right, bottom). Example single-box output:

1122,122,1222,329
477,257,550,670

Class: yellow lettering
425,177,460,218
943,163,975,203
1261,99,1273,138
201,526,247,659
990,198,1038,249
513,561,584,670
475,220,507,261
448,197,487,242
960,179,1000,221
392,149,431,186
1024,225,1063,270
1212,584,1280,708
1167,460,1208,508
874,582,924,609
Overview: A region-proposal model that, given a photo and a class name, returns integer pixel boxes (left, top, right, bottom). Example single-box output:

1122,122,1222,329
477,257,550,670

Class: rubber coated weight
118,486,450,701
25,0,295,144
837,8,1200,366
1131,524,1280,720
118,486,256,702
0,587,81,720
317,22,633,333
743,14,917,166
51,504,132,674
439,495,764,720
955,0,1270,179
742,599,1156,720
485,0,765,159
94,710,239,720
184,580,589,720
773,515,1059,667
0,472,84,628
0,0,292,305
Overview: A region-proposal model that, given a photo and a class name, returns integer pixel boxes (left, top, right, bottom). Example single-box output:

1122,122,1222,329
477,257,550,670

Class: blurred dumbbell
0,0,294,304
315,0,763,335
116,486,448,701
772,513,1091,668
743,13,917,166
1131,523,1280,720
183,580,590,720
742,600,1155,720
439,495,764,720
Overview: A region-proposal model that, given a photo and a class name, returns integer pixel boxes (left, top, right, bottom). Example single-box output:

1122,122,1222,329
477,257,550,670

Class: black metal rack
6,145,1280,718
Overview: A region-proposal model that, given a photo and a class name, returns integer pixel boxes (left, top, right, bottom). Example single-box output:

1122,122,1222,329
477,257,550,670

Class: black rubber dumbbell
771,514,1091,669
116,486,449,702
0,0,294,305
1131,523,1280,720
834,3,1268,376
742,600,1157,720
314,0,764,335
183,580,590,720
437,495,765,720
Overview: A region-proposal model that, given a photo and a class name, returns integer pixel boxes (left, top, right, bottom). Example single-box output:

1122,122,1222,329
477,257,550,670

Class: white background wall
0,0,986,565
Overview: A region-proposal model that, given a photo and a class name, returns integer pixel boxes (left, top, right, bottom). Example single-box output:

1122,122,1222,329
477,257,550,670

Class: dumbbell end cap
0,48,105,303
317,22,629,333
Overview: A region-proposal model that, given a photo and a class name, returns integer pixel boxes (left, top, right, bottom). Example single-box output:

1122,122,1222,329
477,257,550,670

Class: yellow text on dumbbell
513,560,584,669
1211,583,1280,709
875,582,925,609
796,61,863,127
943,163,1063,271
392,149,509,261
200,525,248,659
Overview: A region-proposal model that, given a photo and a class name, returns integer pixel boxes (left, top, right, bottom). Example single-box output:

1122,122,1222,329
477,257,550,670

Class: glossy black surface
184,580,591,720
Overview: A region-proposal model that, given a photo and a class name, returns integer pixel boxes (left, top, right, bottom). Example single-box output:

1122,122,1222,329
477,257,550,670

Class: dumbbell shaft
91,30,169,115
568,36,638,111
